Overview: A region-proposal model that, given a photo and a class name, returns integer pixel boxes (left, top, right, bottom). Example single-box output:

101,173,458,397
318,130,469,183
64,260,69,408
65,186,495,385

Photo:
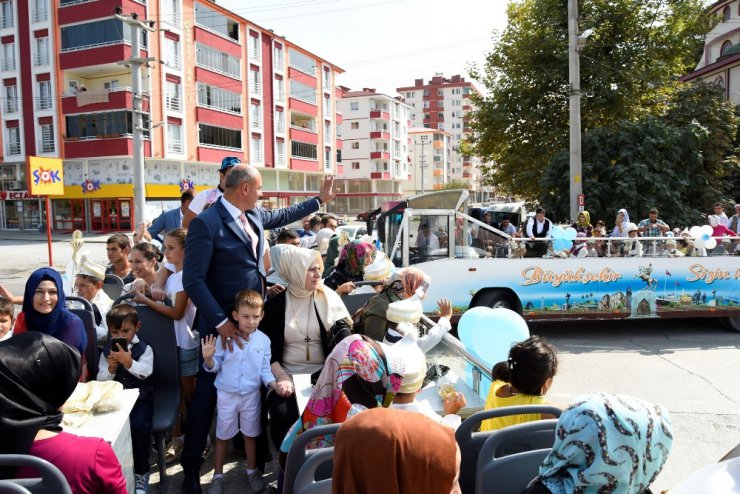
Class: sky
217,0,510,96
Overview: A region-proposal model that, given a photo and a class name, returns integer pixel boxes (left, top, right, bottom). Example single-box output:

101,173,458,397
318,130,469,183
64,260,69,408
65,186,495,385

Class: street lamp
568,0,592,222
419,134,429,194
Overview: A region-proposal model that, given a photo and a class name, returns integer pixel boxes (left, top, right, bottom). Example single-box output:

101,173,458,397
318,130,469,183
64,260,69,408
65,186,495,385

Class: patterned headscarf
383,267,429,302
537,393,673,494
280,334,404,453
336,240,377,279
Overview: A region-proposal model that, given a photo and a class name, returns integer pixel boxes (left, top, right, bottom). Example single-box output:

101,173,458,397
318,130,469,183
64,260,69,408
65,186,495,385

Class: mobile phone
111,337,129,352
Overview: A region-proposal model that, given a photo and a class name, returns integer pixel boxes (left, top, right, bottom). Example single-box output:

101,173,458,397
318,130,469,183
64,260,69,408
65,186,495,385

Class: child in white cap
383,293,453,354
351,251,395,295
74,254,113,344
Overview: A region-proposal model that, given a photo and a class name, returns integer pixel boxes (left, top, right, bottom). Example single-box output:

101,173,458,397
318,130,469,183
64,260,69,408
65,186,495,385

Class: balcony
370,110,390,120
433,184,444,190
370,151,390,160
5,142,21,156
289,97,318,116
64,135,151,159
463,172,472,178
166,96,182,112
433,169,444,177
62,88,150,114
370,172,391,179
36,98,54,111
370,131,390,139
0,59,15,71
290,126,319,145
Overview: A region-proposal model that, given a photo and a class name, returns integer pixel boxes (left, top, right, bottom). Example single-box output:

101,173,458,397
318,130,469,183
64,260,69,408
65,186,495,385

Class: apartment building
334,87,410,213
681,0,740,103
406,128,451,196
397,74,485,200
0,0,342,231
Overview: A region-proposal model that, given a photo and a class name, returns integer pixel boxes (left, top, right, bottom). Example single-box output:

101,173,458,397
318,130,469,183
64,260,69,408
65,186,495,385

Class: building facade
405,128,451,196
0,0,343,231
334,87,409,214
682,0,740,103
396,74,486,200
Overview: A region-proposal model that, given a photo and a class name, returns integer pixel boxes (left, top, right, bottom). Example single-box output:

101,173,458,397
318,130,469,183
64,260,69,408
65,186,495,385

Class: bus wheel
478,290,517,311
726,317,740,333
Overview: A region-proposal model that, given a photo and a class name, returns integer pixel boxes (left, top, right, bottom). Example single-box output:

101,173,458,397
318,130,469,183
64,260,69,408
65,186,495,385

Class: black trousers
266,391,299,452
130,397,154,476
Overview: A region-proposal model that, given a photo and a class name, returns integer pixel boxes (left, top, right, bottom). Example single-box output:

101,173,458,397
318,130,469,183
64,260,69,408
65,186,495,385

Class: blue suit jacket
183,196,320,335
148,207,181,239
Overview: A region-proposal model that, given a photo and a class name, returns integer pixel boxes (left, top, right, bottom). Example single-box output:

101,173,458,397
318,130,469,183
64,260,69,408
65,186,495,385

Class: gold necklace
288,294,315,361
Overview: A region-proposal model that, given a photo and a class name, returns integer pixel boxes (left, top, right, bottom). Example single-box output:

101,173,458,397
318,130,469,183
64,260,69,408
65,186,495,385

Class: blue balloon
458,307,530,399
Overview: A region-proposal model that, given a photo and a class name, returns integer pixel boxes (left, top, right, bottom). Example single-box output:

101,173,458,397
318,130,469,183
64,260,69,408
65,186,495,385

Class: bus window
411,215,449,264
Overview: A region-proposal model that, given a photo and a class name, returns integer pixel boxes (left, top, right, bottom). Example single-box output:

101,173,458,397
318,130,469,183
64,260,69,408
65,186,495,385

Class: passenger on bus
524,208,552,258
729,204,740,254
571,211,593,237
623,223,643,257
663,238,685,257
610,208,630,238
417,221,441,253
383,296,453,354
522,393,672,494
323,240,376,295
480,335,559,432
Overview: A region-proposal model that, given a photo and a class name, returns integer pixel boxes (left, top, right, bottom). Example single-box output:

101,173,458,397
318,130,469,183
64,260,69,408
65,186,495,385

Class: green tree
469,0,710,200
442,179,471,190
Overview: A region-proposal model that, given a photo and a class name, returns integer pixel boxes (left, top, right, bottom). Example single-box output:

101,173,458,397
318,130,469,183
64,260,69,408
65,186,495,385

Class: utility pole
568,0,582,223
419,134,429,194
115,10,155,230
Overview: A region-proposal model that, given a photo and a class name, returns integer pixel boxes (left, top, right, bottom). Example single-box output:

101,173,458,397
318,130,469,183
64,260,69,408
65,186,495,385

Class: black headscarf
21,267,86,354
0,332,81,477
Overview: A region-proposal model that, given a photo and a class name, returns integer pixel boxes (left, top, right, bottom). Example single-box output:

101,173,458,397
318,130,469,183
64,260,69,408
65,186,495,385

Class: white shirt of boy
391,400,461,429
384,318,452,354
204,331,274,394
91,289,113,344
0,330,12,342
96,334,154,380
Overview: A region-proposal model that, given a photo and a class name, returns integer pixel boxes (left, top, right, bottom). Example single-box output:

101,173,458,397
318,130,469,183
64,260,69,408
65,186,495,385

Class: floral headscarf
336,240,377,279
537,392,673,494
280,334,404,452
382,267,429,302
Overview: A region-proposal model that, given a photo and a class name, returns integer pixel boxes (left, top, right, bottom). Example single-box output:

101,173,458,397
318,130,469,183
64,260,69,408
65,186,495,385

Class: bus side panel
417,256,740,321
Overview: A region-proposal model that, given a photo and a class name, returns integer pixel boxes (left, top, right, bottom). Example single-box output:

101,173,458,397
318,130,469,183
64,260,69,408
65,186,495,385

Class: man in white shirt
525,207,552,257
182,156,240,228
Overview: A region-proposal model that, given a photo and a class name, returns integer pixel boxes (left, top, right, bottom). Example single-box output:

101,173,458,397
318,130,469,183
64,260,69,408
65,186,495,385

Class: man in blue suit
180,164,336,493
147,189,194,240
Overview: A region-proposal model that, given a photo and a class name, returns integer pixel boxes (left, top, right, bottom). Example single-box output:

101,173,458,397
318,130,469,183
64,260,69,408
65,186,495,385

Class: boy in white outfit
202,289,277,494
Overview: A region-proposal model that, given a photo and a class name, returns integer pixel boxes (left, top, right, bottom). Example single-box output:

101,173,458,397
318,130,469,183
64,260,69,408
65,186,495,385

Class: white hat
397,338,426,394
386,297,423,324
708,215,720,227
363,251,394,281
77,254,105,281
625,222,638,234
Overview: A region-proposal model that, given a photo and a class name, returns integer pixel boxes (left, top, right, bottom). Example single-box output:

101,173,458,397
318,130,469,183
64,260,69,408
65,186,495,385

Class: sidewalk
0,229,133,244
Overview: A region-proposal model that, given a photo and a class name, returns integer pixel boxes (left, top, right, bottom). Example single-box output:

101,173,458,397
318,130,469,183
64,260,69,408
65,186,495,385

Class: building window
198,123,241,149
195,2,239,41
164,38,181,69
251,102,262,128
195,43,240,79
721,40,733,56
324,120,331,144
350,122,359,130
40,123,54,153
323,94,331,117
350,102,359,111
34,37,49,66
196,82,241,114
325,146,331,166
273,44,284,68
161,0,179,26
351,142,360,150
274,76,284,102
276,110,285,133
166,81,182,111
352,162,360,170
4,84,17,113
290,113,316,132
423,101,430,109
61,19,131,52
406,91,414,98
289,79,316,104
6,126,20,155
0,1,13,29
32,0,48,23
292,141,318,160
276,140,286,166
103,79,120,91
1,42,14,71
323,67,331,91
724,6,731,22
250,135,262,163
288,48,316,75
167,123,182,153
249,34,260,60
452,99,462,106
250,68,261,95
65,111,148,139
37,81,52,110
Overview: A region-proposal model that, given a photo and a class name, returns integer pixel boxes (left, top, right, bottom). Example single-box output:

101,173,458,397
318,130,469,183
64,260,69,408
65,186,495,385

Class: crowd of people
0,156,696,494
466,203,740,258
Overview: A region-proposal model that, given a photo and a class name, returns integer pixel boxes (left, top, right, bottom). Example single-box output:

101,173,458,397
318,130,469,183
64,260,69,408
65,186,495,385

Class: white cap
77,254,105,281
625,222,638,234
386,297,423,324
708,215,720,227
397,338,426,394
363,251,394,281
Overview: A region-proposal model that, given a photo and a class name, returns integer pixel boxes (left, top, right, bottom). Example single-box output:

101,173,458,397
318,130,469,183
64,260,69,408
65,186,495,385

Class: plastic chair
342,292,376,316
102,274,124,300
133,304,180,493
456,405,562,494
65,296,98,381
293,448,334,494
0,454,72,494
284,423,340,494
475,419,559,494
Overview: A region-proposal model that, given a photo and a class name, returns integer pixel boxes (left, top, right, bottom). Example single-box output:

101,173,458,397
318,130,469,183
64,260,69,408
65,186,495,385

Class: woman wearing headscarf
521,392,673,494
0,332,126,493
266,243,297,287
571,211,593,237
610,208,630,238
333,407,462,494
355,267,429,341
261,248,353,464
12,267,87,356
323,240,376,293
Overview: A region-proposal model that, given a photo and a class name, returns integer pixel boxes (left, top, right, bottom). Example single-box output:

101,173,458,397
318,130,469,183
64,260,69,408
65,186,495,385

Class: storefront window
53,199,85,231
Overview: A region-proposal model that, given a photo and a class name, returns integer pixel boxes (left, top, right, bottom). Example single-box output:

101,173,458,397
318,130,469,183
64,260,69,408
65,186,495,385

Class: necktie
238,213,259,257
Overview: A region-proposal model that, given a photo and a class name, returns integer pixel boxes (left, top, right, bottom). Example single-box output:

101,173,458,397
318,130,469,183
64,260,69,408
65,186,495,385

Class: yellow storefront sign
27,157,64,196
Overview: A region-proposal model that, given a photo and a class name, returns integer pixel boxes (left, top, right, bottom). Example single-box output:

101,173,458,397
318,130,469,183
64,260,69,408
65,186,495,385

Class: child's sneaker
206,476,223,494
134,472,150,494
247,470,265,493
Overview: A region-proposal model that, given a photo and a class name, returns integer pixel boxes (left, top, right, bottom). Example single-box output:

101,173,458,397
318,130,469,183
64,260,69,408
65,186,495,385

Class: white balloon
700,224,714,237
705,238,717,250
689,226,704,238
694,237,706,249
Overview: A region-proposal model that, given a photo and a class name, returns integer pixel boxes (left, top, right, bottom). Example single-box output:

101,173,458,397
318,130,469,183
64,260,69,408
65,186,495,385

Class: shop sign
180,178,194,192
82,178,101,194
0,191,43,200
27,157,64,196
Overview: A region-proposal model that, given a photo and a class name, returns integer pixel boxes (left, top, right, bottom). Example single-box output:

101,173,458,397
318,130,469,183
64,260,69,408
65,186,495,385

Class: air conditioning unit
8,180,21,190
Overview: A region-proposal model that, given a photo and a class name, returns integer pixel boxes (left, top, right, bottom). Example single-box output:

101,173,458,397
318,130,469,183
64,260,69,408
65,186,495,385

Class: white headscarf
278,247,350,330
266,244,296,286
